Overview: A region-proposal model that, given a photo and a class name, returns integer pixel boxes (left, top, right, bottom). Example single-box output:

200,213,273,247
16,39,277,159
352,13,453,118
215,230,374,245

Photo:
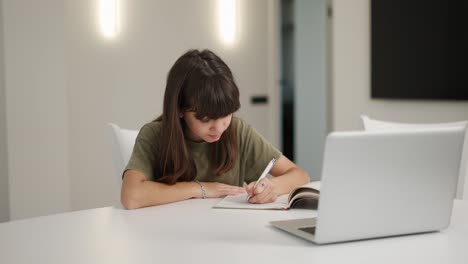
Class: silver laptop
271,127,465,244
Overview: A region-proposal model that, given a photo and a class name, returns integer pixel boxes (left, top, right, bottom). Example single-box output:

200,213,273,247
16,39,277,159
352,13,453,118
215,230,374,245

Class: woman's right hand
196,182,246,198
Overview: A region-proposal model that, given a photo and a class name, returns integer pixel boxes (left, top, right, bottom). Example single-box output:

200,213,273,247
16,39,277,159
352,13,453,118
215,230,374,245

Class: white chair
108,123,139,182
361,115,468,200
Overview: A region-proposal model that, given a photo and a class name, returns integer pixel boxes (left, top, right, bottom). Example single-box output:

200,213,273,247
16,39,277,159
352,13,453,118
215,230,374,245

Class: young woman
121,49,309,209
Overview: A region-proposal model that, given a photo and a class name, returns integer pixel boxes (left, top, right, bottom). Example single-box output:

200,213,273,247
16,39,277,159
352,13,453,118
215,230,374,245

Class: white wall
0,0,10,222
1,0,280,219
2,0,71,220
331,0,468,197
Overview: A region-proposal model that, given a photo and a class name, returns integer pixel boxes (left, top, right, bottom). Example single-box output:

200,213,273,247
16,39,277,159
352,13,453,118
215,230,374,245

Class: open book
213,181,321,210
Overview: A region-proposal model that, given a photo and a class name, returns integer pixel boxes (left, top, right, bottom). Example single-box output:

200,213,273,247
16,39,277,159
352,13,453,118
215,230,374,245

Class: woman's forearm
121,170,201,209
270,167,310,196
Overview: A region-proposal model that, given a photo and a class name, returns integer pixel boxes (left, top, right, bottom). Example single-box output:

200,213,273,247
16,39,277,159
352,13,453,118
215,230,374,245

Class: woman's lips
208,135,220,140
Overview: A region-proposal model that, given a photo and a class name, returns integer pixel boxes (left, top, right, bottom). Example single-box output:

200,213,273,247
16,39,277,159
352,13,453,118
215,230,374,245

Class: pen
247,158,277,200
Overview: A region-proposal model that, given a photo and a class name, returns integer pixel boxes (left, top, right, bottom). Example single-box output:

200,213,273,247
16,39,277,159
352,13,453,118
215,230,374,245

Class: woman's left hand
246,178,278,204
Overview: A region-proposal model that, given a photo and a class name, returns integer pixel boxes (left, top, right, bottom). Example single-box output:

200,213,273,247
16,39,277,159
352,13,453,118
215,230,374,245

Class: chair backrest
361,115,468,200
108,123,139,180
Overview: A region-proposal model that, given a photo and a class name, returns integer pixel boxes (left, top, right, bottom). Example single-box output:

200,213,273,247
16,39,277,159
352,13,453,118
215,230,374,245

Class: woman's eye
200,118,210,123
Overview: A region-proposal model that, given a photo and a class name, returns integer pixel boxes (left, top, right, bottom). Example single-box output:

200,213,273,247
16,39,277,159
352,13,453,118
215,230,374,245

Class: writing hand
246,178,278,204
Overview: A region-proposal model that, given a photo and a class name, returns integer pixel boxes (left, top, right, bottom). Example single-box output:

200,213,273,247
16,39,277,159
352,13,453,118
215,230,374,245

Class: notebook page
213,193,289,210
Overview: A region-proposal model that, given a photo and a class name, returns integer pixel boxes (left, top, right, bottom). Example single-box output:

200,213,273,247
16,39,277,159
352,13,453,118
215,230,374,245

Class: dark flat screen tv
371,0,468,100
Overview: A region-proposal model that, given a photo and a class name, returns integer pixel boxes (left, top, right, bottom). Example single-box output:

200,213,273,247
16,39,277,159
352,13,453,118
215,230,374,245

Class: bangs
183,74,240,120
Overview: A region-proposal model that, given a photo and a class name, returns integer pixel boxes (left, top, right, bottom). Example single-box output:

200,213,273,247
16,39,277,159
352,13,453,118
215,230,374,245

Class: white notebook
212,181,321,210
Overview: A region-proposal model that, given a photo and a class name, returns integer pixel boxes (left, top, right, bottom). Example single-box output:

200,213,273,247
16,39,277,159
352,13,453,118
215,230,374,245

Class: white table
1,199,467,264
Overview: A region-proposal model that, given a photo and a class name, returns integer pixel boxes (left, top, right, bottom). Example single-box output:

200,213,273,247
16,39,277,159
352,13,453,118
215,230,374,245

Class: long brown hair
155,49,241,184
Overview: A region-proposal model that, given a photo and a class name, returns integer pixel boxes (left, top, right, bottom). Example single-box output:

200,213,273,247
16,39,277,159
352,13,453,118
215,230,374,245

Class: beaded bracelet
195,180,207,199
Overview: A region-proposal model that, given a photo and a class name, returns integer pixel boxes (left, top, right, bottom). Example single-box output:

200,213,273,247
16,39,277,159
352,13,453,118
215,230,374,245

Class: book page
213,193,290,210
300,181,321,191
287,181,321,208
288,181,321,201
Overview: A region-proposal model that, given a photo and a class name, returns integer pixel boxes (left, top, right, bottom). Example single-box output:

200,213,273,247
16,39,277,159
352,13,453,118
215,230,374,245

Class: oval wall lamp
218,0,237,45
99,0,119,39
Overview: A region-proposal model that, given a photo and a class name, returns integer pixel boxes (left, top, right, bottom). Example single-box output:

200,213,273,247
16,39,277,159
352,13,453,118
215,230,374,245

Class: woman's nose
211,119,225,132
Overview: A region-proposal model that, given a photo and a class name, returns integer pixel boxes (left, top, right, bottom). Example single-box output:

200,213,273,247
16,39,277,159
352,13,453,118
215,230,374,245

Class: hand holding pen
245,158,279,204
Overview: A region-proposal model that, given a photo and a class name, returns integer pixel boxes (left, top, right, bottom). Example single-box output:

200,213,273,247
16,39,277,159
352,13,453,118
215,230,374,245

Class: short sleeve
236,118,282,183
124,123,160,181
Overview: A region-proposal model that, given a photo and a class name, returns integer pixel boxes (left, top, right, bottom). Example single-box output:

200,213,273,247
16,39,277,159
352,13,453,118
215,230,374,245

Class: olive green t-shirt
124,116,282,186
